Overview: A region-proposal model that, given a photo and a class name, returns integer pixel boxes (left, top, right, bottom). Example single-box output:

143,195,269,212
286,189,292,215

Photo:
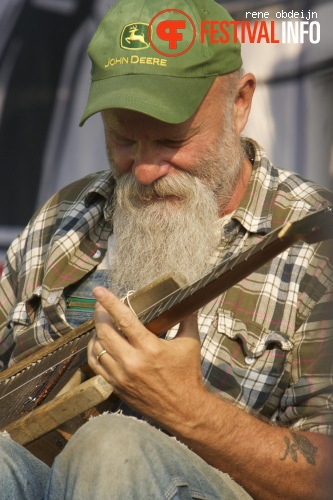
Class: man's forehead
102,108,199,137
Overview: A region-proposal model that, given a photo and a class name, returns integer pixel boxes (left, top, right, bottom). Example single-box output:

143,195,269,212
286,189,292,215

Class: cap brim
79,74,216,126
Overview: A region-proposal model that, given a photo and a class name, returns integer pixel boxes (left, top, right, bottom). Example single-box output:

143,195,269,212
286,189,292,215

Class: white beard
108,112,243,298
109,172,220,297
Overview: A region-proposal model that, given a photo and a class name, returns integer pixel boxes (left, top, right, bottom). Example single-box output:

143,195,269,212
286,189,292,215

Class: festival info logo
121,23,150,50
147,9,320,56
149,10,196,57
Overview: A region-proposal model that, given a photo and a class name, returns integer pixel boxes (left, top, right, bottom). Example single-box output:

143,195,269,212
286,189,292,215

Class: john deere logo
121,23,150,50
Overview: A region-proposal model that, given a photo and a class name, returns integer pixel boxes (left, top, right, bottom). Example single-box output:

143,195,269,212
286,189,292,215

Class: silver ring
96,349,107,362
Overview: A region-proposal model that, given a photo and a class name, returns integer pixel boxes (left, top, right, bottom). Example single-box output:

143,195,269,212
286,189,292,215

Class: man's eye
112,134,135,146
118,138,135,146
162,140,185,148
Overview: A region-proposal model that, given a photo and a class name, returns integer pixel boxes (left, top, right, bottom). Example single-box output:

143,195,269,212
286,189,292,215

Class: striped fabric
0,139,332,435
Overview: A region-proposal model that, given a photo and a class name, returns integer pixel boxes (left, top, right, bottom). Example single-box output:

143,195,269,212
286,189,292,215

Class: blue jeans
0,432,49,499
0,415,252,499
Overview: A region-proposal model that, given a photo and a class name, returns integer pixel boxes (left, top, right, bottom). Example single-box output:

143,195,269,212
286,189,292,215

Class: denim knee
0,433,49,500
46,414,252,500
47,414,176,499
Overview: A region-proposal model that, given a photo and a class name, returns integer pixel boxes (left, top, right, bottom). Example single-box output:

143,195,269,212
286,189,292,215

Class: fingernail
93,287,106,299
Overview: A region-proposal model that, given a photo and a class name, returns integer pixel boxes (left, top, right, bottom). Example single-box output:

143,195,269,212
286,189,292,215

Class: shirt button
93,249,102,259
245,356,256,365
47,293,56,304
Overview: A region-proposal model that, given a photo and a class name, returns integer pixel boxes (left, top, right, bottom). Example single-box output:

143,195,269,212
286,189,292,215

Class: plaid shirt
1,139,333,435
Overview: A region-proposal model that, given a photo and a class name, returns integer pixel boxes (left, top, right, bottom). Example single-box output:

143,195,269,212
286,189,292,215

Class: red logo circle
148,9,196,57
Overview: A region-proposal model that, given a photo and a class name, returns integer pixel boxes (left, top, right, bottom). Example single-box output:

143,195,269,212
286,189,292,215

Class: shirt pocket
6,298,54,364
204,309,294,415
6,287,44,342
6,301,30,336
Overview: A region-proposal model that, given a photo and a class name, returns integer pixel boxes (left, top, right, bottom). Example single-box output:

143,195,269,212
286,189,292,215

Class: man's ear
233,73,256,134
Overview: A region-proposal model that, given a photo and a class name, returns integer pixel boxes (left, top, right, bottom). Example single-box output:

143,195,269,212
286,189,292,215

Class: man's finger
176,313,200,341
93,286,151,346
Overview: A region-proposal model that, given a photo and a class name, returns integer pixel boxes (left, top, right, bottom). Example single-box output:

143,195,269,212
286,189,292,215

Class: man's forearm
162,389,333,500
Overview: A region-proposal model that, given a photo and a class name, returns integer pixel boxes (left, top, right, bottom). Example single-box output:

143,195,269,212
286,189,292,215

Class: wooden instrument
0,206,332,464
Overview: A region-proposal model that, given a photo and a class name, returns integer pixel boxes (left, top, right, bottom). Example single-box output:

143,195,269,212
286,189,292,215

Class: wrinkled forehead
101,108,194,136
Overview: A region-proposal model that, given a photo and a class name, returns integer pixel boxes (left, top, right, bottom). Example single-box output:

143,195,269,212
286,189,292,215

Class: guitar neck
140,229,294,334
141,206,333,334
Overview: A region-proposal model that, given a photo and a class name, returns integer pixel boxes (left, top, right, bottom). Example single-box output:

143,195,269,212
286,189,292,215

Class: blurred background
0,0,332,270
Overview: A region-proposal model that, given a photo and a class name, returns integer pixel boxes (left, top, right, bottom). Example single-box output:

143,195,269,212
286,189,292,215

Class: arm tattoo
280,431,318,465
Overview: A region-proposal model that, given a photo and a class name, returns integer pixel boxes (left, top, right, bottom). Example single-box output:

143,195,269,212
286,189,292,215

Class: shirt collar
84,170,116,221
233,138,279,235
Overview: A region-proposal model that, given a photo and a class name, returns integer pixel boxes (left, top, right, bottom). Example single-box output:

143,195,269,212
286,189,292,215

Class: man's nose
132,145,171,185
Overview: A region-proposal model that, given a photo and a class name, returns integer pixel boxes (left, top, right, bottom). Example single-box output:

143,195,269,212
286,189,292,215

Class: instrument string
0,344,88,402
0,240,258,406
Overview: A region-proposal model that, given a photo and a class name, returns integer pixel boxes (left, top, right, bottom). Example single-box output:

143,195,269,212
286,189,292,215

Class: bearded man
0,0,332,499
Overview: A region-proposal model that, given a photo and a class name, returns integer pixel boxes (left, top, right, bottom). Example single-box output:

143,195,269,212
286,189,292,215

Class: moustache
114,172,206,207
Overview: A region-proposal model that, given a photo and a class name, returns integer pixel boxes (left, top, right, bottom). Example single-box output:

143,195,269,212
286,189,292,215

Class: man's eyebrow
160,126,200,141
160,135,187,142
104,124,129,140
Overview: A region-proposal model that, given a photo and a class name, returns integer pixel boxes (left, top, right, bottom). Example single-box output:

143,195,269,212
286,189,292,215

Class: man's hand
87,286,206,428
87,287,333,500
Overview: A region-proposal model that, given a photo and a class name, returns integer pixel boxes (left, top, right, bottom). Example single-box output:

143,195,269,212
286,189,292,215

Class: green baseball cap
80,0,242,126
